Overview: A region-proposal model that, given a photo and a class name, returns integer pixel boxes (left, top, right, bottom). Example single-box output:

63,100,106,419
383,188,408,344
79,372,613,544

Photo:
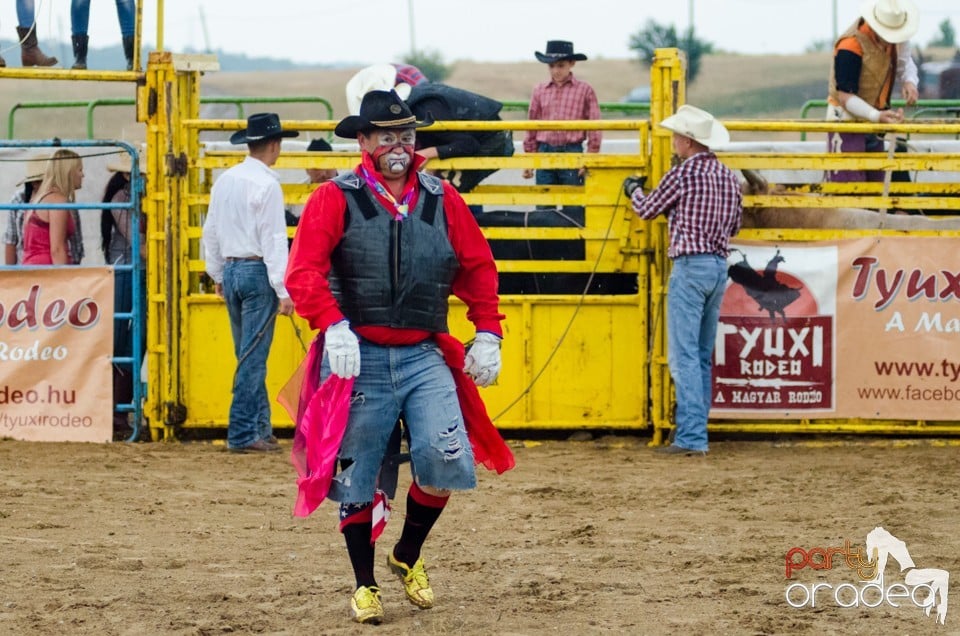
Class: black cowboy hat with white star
230,112,299,145
334,89,433,138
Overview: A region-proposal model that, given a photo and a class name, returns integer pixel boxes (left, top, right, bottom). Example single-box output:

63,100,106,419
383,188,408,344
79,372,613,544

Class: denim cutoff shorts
326,338,477,504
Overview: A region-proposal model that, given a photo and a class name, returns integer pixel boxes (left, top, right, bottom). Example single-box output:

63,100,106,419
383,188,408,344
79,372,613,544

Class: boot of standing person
71,34,89,70
17,26,58,67
122,35,135,70
112,366,134,439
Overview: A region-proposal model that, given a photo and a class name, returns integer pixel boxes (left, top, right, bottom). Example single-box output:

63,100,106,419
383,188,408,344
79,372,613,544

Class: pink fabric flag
289,373,354,517
280,335,357,518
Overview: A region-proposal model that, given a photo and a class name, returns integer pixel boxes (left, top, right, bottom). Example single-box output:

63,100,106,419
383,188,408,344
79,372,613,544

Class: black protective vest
406,82,503,122
330,171,459,332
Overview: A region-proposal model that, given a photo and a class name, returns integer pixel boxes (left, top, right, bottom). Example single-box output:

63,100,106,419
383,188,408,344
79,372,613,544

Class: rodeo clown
284,89,514,624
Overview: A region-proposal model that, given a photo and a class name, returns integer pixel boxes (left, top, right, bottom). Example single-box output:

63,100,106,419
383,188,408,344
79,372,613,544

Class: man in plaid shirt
522,40,601,213
627,105,742,456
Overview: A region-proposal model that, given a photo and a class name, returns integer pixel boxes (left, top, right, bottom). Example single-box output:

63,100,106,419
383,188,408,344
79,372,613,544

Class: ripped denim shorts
325,339,477,504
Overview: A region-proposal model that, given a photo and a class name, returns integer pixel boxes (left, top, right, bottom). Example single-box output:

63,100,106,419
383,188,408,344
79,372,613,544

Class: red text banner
0,268,114,442
713,238,960,420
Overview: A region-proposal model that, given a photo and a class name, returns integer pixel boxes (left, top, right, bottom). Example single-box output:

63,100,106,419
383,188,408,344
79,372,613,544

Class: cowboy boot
122,35,135,71
17,26,58,67
71,34,89,70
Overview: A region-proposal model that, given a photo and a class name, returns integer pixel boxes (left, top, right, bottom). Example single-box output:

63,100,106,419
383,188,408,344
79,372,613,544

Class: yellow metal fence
134,48,960,443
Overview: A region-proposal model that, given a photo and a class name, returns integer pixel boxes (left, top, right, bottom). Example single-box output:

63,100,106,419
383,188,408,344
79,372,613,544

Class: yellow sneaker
350,585,384,624
387,552,435,609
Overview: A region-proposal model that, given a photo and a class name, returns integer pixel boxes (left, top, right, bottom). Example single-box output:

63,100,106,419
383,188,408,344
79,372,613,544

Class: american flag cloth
631,151,742,259
523,73,602,153
370,489,391,544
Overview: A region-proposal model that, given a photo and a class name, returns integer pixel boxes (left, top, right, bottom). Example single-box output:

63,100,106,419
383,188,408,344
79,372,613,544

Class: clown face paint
364,128,416,175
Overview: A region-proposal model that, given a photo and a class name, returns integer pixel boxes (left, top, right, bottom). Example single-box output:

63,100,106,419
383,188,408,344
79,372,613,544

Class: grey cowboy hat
534,40,588,63
334,89,433,139
230,112,299,145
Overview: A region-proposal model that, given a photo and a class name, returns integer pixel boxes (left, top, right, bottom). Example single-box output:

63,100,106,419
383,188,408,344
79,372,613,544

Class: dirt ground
1,433,958,635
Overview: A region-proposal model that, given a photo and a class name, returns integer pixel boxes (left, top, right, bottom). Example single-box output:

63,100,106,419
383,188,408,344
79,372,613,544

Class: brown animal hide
738,169,960,230
742,206,960,230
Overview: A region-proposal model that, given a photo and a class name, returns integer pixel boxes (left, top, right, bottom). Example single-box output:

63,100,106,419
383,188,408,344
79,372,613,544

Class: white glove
464,332,501,388
324,320,360,378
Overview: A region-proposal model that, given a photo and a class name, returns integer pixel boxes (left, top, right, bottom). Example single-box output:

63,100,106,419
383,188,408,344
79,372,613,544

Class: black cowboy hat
307,138,332,152
534,40,588,64
230,112,299,145
334,89,433,139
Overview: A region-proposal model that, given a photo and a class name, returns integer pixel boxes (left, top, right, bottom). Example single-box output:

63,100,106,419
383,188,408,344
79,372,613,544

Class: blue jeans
113,266,146,357
223,260,278,449
326,339,477,505
16,0,34,26
70,0,136,36
535,142,584,212
666,254,728,452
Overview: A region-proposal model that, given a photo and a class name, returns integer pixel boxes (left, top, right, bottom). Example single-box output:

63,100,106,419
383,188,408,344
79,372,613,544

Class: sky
2,0,957,65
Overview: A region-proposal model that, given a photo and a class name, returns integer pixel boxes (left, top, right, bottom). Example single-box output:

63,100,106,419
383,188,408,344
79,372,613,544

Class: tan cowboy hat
16,170,44,187
659,104,730,149
16,167,45,186
345,64,413,116
15,151,48,186
859,0,919,44
107,151,146,174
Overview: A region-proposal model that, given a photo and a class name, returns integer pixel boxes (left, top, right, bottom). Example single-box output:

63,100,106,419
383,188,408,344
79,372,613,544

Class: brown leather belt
225,256,263,261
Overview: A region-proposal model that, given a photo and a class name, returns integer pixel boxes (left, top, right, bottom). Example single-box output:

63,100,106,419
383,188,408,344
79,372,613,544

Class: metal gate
0,139,144,440
138,51,655,441
139,47,960,444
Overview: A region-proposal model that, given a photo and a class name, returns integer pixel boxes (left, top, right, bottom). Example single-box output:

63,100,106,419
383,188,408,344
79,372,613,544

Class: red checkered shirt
523,73,602,153
631,152,742,258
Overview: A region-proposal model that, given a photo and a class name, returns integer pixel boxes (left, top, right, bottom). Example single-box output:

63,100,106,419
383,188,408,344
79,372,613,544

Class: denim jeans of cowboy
535,142,584,213
667,254,728,452
223,260,279,449
325,339,477,505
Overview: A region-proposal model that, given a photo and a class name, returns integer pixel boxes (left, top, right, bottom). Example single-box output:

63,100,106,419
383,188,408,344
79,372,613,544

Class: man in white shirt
202,112,297,453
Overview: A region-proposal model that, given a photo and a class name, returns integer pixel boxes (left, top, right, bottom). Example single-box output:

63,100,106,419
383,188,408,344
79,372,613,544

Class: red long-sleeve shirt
285,152,504,343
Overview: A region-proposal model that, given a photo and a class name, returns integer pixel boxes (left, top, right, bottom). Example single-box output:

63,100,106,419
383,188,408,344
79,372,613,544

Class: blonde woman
22,149,85,265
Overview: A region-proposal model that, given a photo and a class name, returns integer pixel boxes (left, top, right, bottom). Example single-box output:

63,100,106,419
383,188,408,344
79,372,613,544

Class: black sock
343,519,377,589
393,483,448,566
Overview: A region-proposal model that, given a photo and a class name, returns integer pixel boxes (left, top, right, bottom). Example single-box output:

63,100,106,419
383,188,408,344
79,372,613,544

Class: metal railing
8,96,335,139
9,96,645,139
798,99,960,140
501,100,649,117
0,139,144,442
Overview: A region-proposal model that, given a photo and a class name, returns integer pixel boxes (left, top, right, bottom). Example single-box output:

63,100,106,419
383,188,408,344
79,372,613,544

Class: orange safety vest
828,19,897,109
